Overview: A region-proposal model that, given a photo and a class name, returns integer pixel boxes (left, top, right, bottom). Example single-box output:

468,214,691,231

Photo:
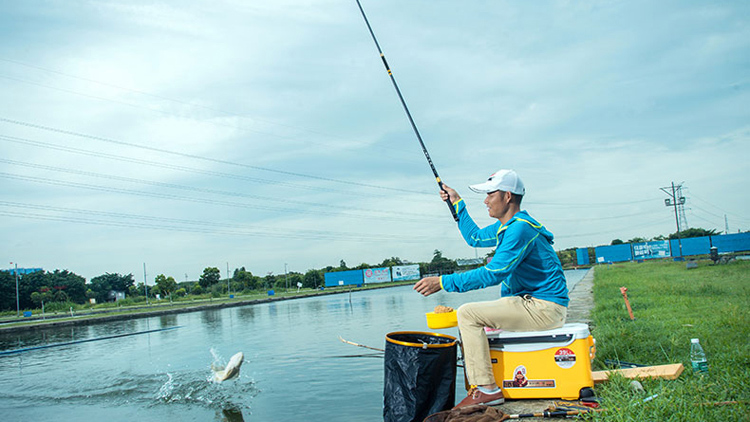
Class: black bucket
383,331,458,422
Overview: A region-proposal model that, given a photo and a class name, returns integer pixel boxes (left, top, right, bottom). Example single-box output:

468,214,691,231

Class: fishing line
0,326,182,356
354,0,459,222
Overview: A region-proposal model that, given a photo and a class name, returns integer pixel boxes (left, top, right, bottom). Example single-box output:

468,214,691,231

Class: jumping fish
212,351,244,383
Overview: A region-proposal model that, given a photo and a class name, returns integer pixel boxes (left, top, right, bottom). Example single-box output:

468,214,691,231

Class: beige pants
457,295,567,386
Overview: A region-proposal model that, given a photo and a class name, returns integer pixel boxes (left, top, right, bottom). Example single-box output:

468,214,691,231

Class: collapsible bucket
383,331,458,422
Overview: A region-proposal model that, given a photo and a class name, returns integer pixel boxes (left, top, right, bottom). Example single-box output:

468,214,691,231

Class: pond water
0,269,588,422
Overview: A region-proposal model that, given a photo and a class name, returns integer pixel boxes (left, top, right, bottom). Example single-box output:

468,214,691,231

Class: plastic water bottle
690,338,708,374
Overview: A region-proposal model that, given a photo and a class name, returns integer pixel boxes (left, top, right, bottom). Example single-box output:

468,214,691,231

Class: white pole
13,262,19,317
143,263,149,305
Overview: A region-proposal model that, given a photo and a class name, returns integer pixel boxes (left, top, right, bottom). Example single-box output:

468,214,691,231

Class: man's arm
441,184,500,248
441,221,538,293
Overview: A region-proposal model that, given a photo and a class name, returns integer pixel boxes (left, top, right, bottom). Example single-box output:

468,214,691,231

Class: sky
1,0,748,282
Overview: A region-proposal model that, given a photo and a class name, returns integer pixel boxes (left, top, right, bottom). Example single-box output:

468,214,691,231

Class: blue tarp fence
576,248,590,266
594,232,750,263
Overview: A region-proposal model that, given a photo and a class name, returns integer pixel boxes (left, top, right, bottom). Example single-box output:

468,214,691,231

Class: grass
588,259,750,421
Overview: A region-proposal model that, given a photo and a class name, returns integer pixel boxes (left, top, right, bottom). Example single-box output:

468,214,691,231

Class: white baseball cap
468,169,525,195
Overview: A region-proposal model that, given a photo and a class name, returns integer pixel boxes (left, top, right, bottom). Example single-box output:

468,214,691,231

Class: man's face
484,190,510,219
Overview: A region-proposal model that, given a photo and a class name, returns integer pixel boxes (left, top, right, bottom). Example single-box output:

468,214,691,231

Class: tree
670,228,719,239
339,260,348,270
233,267,260,290
303,269,323,289
154,274,178,297
199,267,221,288
30,288,53,308
90,273,135,303
611,239,624,245
556,248,577,268
627,237,647,244
288,273,303,289
264,273,276,290
17,270,84,309
0,270,17,311
379,257,404,267
423,249,458,275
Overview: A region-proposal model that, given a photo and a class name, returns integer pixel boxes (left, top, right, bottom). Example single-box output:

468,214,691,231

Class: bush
44,301,77,313
191,285,203,295
175,288,186,297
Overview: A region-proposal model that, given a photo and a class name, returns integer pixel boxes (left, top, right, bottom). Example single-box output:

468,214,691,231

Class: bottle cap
691,338,699,343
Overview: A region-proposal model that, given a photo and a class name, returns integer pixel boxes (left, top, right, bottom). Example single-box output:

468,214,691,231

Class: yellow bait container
425,311,458,329
483,323,595,400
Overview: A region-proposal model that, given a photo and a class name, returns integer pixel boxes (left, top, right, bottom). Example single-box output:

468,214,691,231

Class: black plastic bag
384,331,458,422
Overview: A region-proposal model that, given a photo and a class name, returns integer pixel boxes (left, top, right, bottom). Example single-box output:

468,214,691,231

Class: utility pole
661,182,686,258
725,214,729,234
10,262,19,317
143,263,149,305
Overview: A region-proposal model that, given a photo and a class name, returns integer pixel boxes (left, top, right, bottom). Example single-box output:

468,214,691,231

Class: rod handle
437,179,459,222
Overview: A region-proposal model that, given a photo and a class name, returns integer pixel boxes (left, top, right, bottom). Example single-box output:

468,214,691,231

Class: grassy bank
589,259,749,421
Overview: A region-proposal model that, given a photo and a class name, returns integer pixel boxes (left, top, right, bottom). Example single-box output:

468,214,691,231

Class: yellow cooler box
484,323,595,400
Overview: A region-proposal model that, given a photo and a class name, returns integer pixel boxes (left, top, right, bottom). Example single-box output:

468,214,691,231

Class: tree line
1,228,723,313
0,250,460,313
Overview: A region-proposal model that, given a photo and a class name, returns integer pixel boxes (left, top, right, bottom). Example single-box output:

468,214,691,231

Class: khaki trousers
457,295,567,386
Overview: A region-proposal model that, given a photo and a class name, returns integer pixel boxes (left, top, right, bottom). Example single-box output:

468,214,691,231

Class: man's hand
439,184,461,204
414,276,442,297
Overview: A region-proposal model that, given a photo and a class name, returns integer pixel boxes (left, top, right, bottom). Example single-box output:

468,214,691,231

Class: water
0,269,588,422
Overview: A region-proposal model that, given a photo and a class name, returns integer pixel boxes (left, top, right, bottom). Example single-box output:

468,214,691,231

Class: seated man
414,169,569,409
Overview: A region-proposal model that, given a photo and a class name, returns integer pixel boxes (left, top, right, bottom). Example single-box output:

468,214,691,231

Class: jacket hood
513,210,555,244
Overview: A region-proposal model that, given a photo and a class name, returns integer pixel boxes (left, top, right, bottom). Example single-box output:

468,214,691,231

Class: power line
690,192,748,223
0,133,421,198
0,116,430,195
0,172,437,224
555,216,674,239
0,201,438,243
0,158,441,220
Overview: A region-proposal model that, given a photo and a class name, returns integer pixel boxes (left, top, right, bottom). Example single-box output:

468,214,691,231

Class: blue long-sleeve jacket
440,199,569,307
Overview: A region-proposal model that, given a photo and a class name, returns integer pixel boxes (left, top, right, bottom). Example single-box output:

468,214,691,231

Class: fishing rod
354,0,459,222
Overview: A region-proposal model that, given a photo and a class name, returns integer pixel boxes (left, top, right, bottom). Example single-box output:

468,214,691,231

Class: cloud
1,0,748,280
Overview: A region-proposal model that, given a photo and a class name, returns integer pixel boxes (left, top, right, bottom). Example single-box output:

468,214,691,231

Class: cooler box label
554,347,577,369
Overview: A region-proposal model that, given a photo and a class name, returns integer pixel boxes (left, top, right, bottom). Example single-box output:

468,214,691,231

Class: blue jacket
440,199,569,307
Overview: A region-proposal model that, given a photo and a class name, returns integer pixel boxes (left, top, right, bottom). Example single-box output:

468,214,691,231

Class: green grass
588,259,750,421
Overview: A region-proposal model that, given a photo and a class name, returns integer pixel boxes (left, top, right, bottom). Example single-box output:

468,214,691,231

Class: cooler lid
487,323,590,345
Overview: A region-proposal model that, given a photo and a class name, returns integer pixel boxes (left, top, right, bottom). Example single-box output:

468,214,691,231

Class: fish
212,351,244,383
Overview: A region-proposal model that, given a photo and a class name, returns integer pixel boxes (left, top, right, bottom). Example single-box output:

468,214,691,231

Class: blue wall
595,244,633,263
670,236,711,256
712,232,750,253
592,233,749,263
576,248,590,266
324,270,363,287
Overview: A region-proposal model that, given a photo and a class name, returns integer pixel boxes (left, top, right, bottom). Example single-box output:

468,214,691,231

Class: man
414,169,568,409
